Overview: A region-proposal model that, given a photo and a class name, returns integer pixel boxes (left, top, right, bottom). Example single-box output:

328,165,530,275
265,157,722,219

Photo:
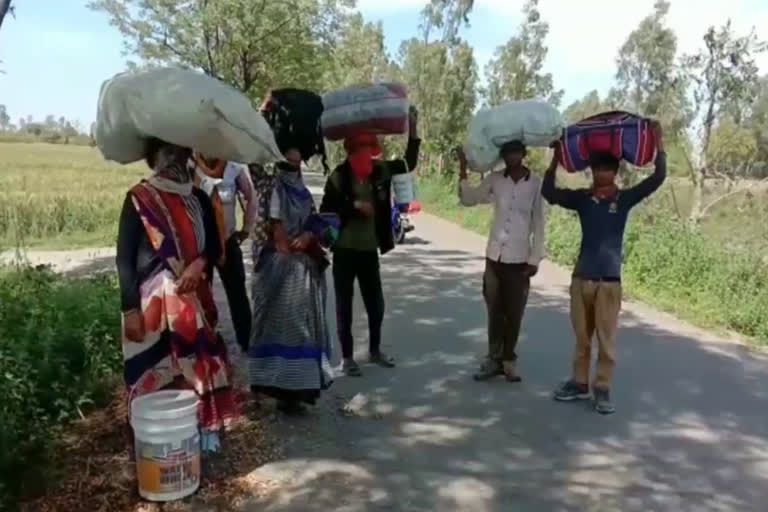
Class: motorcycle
392,200,419,245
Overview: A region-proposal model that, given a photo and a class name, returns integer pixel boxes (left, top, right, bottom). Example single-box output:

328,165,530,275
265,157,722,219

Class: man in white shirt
456,141,546,383
193,156,258,352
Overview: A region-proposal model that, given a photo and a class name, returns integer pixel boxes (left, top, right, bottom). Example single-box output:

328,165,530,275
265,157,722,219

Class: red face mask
344,134,382,181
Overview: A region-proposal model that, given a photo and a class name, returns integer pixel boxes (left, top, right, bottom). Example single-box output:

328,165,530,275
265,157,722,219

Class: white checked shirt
459,170,546,265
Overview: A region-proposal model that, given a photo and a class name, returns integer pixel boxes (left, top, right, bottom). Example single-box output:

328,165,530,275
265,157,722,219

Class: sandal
369,352,396,368
342,359,363,377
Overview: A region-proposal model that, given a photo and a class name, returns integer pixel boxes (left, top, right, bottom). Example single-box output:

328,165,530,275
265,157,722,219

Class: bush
417,173,768,345
0,133,92,146
0,265,122,506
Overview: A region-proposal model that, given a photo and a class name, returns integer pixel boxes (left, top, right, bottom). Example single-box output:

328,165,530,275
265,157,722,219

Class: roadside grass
418,171,768,346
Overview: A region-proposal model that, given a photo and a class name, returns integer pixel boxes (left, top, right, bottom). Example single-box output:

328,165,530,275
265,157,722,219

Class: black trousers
333,249,385,359
218,235,252,351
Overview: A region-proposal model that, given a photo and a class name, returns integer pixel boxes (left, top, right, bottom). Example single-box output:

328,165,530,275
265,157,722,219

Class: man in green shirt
320,107,421,377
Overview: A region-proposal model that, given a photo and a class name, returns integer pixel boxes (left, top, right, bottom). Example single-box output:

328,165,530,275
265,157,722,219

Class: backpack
261,88,328,171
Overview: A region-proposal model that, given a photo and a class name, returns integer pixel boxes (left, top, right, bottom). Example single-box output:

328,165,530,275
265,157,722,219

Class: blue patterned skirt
248,248,334,404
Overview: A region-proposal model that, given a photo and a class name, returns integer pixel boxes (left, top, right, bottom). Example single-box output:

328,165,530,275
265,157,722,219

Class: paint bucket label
135,433,200,495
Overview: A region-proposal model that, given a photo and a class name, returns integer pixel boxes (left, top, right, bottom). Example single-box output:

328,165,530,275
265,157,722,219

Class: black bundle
260,88,328,172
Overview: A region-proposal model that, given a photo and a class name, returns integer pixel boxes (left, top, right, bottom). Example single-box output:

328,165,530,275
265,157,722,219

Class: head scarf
146,143,194,196
344,133,382,182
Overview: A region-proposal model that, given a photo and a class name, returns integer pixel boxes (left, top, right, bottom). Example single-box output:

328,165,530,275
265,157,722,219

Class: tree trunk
688,95,718,223
689,168,704,224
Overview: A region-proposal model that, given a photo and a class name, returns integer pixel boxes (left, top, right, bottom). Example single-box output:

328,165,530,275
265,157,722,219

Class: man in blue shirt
542,122,665,414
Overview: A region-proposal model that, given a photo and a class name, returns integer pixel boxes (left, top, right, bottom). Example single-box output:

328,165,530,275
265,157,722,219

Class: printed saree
123,182,237,431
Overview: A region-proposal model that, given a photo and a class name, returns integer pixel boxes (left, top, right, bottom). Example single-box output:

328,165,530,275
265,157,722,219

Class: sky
0,0,767,130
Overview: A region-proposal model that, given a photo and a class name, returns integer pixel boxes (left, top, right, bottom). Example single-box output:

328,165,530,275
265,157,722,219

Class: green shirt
330,169,382,252
322,137,421,253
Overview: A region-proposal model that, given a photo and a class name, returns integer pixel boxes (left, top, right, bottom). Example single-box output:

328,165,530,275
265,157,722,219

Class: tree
562,90,606,123
321,13,396,165
420,0,475,44
0,0,13,33
397,0,479,173
745,77,768,177
484,0,562,107
44,114,57,131
0,105,10,131
89,0,354,101
322,13,391,89
683,21,767,221
613,0,690,134
0,0,12,72
705,116,760,180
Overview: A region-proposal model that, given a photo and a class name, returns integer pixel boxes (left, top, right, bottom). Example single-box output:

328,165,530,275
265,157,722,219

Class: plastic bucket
130,390,201,502
392,172,415,204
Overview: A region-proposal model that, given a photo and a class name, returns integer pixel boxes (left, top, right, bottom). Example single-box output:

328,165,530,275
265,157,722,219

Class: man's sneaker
474,359,503,381
553,380,591,401
593,388,616,415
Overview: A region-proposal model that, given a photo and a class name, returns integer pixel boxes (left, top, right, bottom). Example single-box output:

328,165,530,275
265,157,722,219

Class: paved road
238,175,768,512
7,175,768,511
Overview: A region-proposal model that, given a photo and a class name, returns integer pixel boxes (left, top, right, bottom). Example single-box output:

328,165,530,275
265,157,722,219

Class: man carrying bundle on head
455,140,545,384
459,99,562,385
544,117,666,415
320,105,421,378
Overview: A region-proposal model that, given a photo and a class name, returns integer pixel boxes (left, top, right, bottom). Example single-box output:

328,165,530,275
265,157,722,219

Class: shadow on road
243,244,768,511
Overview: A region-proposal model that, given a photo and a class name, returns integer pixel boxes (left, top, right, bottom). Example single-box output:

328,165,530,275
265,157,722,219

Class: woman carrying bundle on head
116,138,237,451
247,90,339,414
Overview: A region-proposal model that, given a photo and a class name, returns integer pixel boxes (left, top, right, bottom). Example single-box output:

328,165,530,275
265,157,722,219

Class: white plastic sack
321,83,409,141
464,100,563,172
95,68,284,165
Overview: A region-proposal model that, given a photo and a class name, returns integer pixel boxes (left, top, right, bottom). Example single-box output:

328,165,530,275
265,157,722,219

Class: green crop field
0,143,147,250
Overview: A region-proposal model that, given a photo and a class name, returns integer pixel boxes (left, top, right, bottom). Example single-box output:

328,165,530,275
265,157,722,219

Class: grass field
0,143,147,249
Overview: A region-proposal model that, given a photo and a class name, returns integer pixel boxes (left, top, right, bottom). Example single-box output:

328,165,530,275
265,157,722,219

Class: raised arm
541,147,583,210
455,146,492,206
388,106,422,176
